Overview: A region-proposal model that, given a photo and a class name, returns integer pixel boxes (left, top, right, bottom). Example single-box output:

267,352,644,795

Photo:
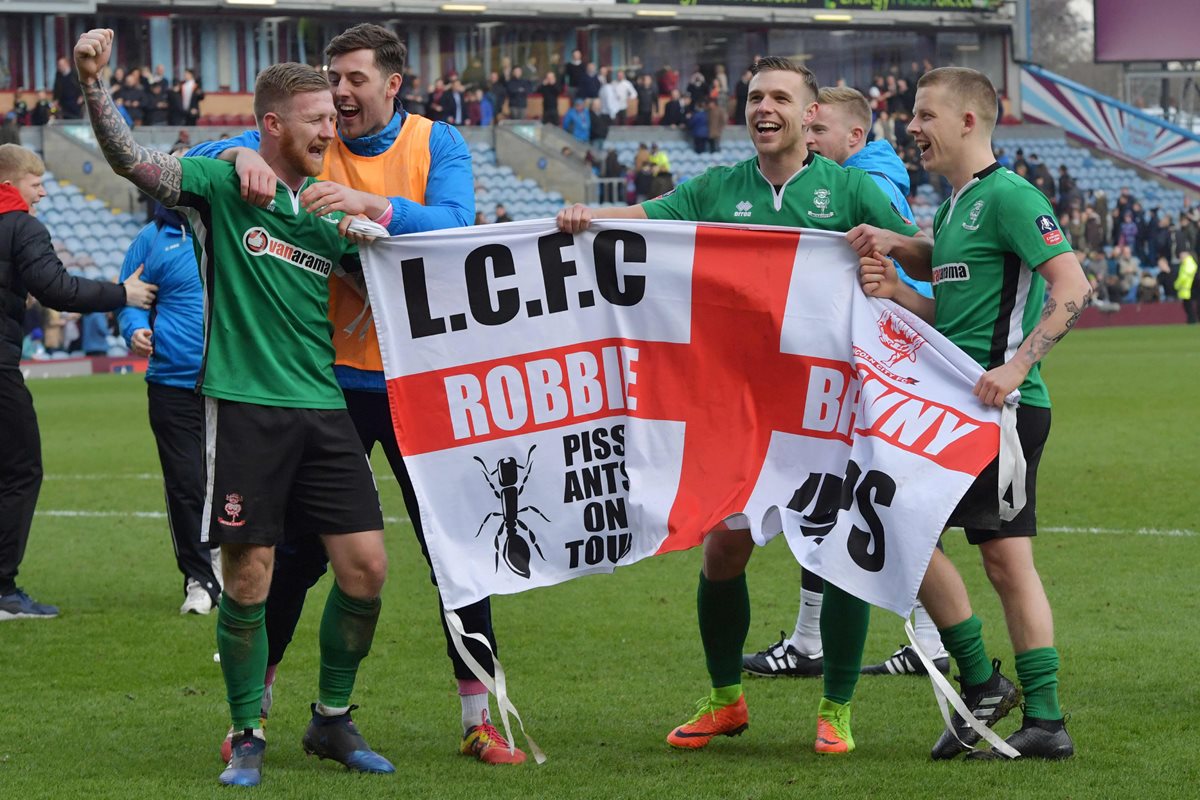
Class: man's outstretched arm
972,252,1092,407
75,28,181,207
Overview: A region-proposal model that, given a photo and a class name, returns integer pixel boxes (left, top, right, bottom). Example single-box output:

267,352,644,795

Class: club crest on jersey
242,226,333,277
734,200,753,218
962,199,985,231
808,188,834,219
932,262,971,285
1035,214,1063,246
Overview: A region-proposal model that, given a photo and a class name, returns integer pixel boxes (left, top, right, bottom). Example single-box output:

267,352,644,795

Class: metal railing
585,177,627,205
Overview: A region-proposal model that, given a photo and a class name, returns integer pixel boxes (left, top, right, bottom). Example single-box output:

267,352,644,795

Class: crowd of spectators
397,53,731,143
105,64,205,127
4,57,204,130
835,62,1198,316
408,53,742,207
9,46,1197,318
1026,172,1200,310
430,50,1198,316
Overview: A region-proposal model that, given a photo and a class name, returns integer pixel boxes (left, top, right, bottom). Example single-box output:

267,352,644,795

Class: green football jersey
176,157,359,409
930,164,1073,409
642,152,920,237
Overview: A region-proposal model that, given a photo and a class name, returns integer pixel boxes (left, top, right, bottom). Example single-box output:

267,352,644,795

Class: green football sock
216,595,268,731
939,615,993,688
1016,647,1062,721
318,582,382,709
710,684,743,707
697,571,750,689
820,582,870,705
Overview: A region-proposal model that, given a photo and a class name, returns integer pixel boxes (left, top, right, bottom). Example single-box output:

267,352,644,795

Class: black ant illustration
473,444,550,579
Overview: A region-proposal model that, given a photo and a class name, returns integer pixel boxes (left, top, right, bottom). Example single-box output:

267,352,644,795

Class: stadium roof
23,0,1014,30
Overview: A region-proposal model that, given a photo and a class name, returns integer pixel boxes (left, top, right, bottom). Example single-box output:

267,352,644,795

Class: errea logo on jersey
734,200,753,218
932,263,970,285
242,227,333,277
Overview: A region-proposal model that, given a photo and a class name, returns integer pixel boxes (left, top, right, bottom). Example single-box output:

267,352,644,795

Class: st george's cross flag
357,218,1012,618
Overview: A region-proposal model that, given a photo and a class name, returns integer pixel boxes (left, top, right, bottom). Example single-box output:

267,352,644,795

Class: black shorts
947,404,1051,545
202,399,384,547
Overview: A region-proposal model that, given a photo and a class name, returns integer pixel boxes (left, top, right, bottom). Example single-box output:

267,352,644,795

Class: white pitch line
45,473,399,482
1042,525,1197,538
38,509,410,524
33,512,1189,537
40,509,169,518
43,473,162,481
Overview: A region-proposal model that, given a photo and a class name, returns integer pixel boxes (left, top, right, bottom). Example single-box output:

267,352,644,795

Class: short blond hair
0,143,45,183
917,67,998,131
253,63,332,124
817,87,872,130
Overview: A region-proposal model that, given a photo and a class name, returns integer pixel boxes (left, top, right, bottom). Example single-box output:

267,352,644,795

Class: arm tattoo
1038,297,1057,323
1024,289,1093,364
81,77,181,206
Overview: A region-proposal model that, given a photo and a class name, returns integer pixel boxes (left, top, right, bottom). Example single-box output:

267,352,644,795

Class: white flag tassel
444,609,547,764
345,217,390,238
341,293,373,341
997,401,1027,522
904,620,1019,759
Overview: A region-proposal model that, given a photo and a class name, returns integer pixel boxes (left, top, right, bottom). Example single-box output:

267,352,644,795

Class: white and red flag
359,219,1006,618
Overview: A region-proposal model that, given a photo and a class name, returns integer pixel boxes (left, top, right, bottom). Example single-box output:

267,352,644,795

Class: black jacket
661,100,684,128
589,110,610,141
52,70,83,118
635,85,656,123
1,204,126,369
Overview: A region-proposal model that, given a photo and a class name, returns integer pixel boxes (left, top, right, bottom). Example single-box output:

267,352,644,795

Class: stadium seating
470,137,760,222
471,140,568,222
907,137,1190,235
607,139,758,186
39,172,142,284
995,137,1189,220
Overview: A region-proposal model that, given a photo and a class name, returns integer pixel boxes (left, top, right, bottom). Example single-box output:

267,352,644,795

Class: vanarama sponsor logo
932,262,970,285
241,226,333,277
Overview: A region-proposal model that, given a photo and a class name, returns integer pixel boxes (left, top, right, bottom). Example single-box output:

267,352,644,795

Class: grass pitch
5,325,1199,799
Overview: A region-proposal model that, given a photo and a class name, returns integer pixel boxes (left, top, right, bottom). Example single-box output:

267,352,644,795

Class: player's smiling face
328,48,400,141
805,104,855,165
909,84,958,176
746,70,817,158
278,90,337,178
